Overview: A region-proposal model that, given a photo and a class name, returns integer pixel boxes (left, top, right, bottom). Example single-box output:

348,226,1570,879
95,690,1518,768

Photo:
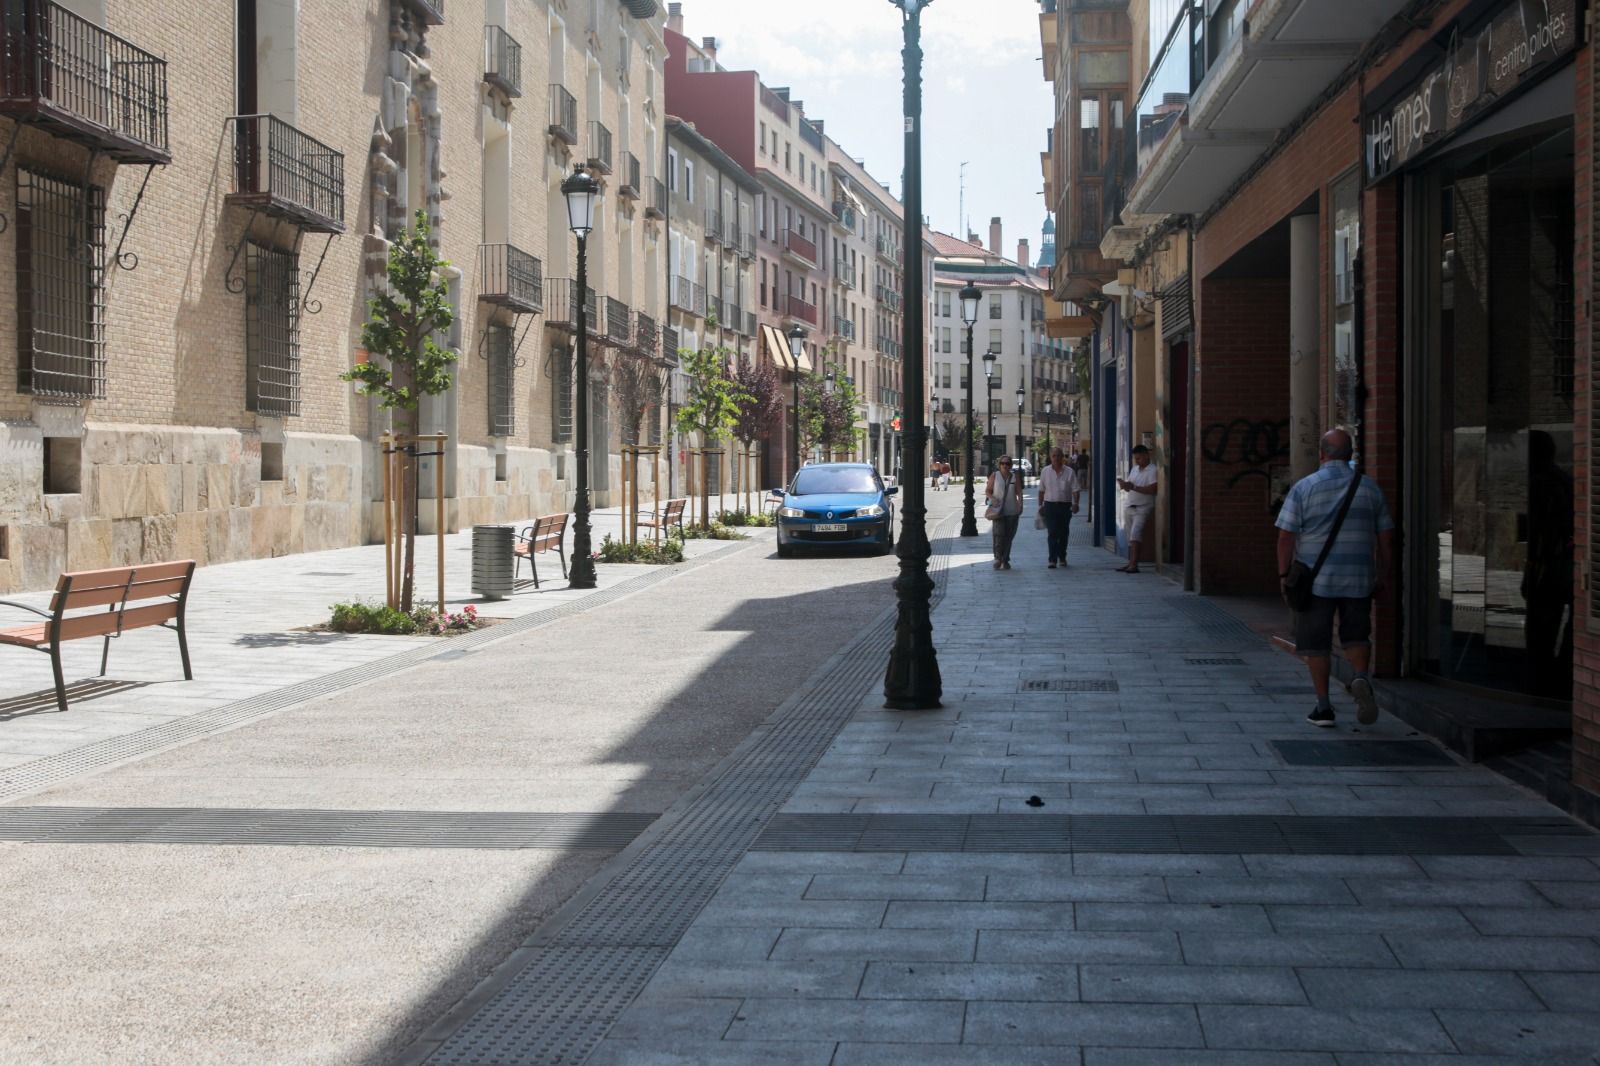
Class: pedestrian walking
1114,445,1156,573
1276,428,1394,727
1038,447,1081,569
984,455,1025,570
938,462,951,492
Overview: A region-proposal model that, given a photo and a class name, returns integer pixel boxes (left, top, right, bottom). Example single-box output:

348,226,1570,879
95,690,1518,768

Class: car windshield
792,468,880,495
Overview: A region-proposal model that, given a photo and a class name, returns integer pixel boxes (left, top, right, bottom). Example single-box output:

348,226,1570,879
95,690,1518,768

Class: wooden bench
514,513,569,588
0,561,196,713
637,497,687,542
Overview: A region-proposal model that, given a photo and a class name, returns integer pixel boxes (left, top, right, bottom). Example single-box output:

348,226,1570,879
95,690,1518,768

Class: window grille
648,401,662,445
16,168,106,399
552,345,573,442
487,324,515,436
244,242,301,417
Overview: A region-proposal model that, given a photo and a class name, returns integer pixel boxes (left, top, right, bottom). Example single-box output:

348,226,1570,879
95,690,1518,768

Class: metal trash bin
471,524,516,601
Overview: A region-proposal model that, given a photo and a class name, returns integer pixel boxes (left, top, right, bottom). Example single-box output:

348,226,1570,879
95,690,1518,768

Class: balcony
483,25,521,97
479,243,542,315
832,258,855,287
1127,0,1409,216
738,229,755,260
874,234,899,264
831,200,857,231
670,274,704,316
875,334,902,359
635,312,658,358
0,2,170,164
616,152,640,200
604,296,631,344
784,293,818,327
876,285,902,311
548,85,577,145
834,316,856,341
399,0,444,25
545,277,598,333
781,227,817,267
227,115,344,233
726,221,744,253
646,177,666,220
704,207,723,245
663,325,680,362
587,120,612,174
725,303,748,334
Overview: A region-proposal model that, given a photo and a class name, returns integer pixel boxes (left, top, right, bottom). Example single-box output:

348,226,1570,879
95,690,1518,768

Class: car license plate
811,523,848,533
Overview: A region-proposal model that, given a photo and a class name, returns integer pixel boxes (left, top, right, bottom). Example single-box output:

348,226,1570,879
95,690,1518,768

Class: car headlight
778,507,805,518
856,505,885,518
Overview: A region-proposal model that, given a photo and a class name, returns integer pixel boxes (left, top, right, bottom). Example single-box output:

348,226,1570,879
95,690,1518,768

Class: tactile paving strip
0,807,656,849
0,542,748,804
750,813,1591,855
1166,593,1264,647
1021,679,1120,692
411,525,959,1066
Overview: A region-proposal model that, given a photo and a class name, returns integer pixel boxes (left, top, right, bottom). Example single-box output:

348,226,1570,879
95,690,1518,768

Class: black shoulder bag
1283,471,1362,612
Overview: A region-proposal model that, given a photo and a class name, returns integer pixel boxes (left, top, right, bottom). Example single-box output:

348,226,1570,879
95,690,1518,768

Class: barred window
16,168,106,399
486,324,515,437
552,345,573,443
245,242,301,417
648,402,662,445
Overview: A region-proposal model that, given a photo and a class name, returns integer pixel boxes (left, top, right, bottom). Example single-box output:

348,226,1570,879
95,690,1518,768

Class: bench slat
0,623,48,648
59,575,189,611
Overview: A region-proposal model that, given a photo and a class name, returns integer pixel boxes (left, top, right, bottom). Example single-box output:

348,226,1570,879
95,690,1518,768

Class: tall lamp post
561,164,600,589
958,280,980,536
1015,383,1025,482
787,324,806,479
884,0,940,710
982,348,996,467
1043,398,1053,462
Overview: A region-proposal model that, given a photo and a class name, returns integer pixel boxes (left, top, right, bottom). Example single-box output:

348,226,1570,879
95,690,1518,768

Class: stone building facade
0,0,668,594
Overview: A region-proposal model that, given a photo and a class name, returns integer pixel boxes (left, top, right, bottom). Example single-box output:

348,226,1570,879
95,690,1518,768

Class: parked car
771,463,898,557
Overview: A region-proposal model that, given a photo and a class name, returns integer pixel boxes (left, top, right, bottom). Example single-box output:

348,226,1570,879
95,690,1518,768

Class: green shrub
715,509,774,527
595,534,685,564
682,521,749,541
328,600,486,636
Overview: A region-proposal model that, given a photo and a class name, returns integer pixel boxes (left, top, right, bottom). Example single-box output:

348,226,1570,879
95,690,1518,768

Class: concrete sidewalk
0,505,758,771
568,498,1600,1064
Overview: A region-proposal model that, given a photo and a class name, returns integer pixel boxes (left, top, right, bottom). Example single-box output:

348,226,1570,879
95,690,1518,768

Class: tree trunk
401,443,417,612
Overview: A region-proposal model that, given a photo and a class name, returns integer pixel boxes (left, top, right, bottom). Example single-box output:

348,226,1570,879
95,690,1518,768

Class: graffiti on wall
1202,418,1292,512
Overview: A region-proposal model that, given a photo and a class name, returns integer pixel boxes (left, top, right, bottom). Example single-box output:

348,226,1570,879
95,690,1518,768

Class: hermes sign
1364,0,1578,182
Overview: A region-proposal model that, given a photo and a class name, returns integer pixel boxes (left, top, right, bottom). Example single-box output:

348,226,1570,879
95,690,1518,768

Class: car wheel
777,543,794,558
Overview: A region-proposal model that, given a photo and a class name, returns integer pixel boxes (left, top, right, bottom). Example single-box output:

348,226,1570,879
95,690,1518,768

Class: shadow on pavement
0,679,151,720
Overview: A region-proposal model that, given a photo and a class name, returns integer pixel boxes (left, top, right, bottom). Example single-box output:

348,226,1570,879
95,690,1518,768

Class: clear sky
669,1,1055,263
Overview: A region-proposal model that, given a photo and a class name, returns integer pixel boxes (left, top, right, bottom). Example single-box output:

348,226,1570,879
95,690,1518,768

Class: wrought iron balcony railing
834,316,856,340
831,201,857,230
544,277,598,333
704,207,723,245
548,84,577,144
739,230,755,260
833,258,855,287
227,114,344,233
483,25,521,98
874,234,899,263
619,152,640,199
635,311,658,357
605,296,631,344
663,325,680,362
781,227,816,266
587,120,612,174
785,293,817,326
646,177,666,220
399,0,444,26
670,274,703,316
479,243,541,314
725,303,746,334
0,1,170,163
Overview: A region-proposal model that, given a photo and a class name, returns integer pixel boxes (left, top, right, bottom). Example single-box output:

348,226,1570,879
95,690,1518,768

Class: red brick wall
1362,179,1404,676
1574,36,1599,796
1194,276,1291,596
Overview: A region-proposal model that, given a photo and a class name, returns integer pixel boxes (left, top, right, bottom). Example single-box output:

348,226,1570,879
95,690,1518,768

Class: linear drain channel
1022,679,1119,692
410,523,960,1066
0,807,654,849
751,813,1591,855
1185,657,1246,665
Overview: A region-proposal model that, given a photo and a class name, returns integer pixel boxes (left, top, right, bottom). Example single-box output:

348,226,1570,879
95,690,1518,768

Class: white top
986,471,1025,516
1038,463,1080,503
1124,463,1157,508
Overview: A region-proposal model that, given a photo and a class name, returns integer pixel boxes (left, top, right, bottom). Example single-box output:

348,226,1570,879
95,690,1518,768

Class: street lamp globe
958,281,981,326
560,165,600,236
1044,398,1053,417
787,323,806,363
982,348,996,380
823,361,836,395
1015,383,1025,411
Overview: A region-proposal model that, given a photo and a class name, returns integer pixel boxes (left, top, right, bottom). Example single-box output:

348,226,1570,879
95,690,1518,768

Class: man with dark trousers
1038,447,1081,568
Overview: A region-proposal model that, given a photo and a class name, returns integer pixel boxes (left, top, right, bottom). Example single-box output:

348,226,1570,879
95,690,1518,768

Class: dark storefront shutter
1160,275,1192,340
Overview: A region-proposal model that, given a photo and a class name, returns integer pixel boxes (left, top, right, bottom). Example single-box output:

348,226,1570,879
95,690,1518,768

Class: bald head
1320,429,1354,462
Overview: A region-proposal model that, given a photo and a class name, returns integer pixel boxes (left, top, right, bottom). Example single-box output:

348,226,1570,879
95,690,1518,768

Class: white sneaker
1348,676,1379,725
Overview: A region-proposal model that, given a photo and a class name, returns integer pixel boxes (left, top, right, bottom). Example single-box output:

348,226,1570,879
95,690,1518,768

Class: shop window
245,242,301,417
17,168,106,400
551,345,573,443
486,323,515,437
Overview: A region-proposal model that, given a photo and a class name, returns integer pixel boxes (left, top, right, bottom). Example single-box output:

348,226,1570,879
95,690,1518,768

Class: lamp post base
883,512,942,709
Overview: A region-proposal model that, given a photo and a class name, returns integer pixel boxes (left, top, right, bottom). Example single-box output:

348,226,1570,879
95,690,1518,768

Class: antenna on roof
959,161,968,240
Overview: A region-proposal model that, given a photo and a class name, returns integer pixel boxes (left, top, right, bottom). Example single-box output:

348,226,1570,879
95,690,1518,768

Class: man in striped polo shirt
1275,429,1395,727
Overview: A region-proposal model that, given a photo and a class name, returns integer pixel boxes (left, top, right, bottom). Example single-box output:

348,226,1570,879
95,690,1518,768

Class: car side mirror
769,488,785,497
884,486,899,496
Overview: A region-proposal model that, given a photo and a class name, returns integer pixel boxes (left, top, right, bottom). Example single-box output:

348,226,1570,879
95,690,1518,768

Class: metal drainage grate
751,813,1590,856
0,541,750,805
1272,740,1457,768
1165,594,1262,647
1186,657,1246,665
1022,679,1119,693
0,807,654,849
406,520,962,1066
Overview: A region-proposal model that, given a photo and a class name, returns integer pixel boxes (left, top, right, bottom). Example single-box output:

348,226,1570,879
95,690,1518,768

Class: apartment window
939,290,951,317
245,242,301,417
1080,98,1101,170
939,364,951,389
759,259,767,306
989,329,1003,355
684,159,695,202
486,323,515,436
960,332,969,354
667,147,678,191
552,345,573,442
759,121,767,154
941,326,951,353
988,293,1003,319
16,168,106,400
784,142,791,171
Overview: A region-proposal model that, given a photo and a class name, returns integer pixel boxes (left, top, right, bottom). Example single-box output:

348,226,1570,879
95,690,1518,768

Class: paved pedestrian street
3,491,1599,1064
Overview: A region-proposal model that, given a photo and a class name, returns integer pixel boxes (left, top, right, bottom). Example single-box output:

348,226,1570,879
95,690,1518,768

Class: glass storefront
1413,122,1574,702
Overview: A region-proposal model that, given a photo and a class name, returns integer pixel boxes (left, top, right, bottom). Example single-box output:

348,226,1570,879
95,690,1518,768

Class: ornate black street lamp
1015,382,1025,482
883,0,940,710
958,279,980,537
561,164,601,589
1043,397,1054,463
787,323,806,479
982,348,996,468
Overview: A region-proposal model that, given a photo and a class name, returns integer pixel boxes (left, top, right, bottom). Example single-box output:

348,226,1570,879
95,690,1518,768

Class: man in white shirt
1038,447,1081,568
1115,445,1157,573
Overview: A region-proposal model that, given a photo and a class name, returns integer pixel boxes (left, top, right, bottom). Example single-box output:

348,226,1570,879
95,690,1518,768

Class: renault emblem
826,511,834,519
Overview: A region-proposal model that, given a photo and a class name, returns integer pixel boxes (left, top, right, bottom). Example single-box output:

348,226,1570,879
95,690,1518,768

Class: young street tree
612,350,664,447
731,354,783,507
343,211,455,612
797,370,862,461
674,340,747,525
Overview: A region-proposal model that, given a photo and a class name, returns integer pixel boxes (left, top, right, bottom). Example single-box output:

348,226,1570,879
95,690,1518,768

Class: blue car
772,463,898,557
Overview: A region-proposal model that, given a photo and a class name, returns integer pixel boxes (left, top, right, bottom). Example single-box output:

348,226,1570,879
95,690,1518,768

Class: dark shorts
1294,594,1372,656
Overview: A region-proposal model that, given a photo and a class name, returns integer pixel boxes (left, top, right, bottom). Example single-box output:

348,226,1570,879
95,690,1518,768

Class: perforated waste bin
471,524,515,600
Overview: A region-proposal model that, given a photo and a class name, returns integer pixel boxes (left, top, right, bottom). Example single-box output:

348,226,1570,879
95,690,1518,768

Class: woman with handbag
984,455,1026,570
